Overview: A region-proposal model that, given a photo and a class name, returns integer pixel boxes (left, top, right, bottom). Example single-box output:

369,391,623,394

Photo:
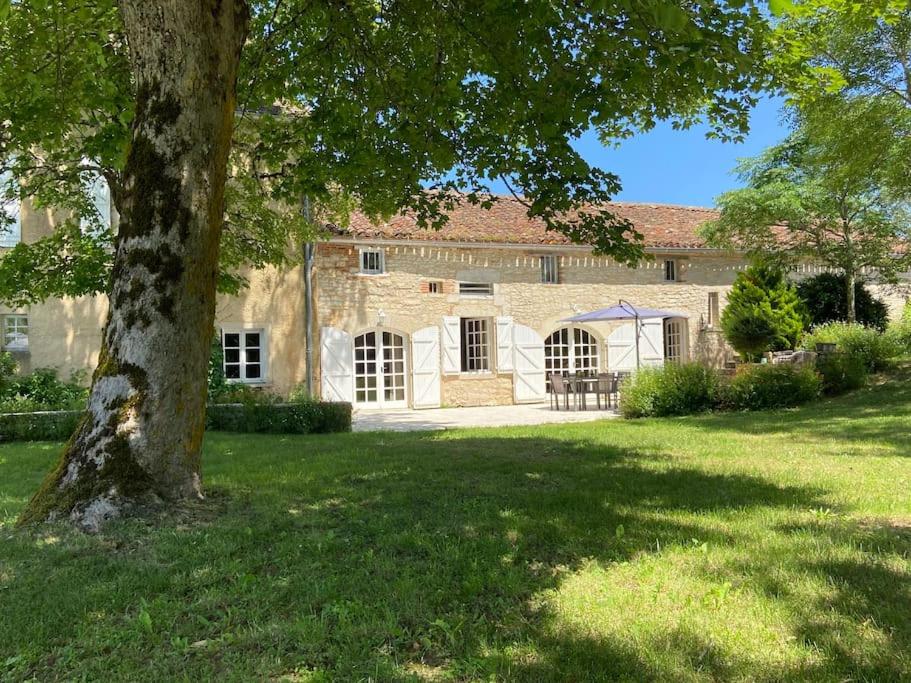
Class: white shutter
512,324,546,403
496,316,514,372
441,316,461,374
411,326,441,409
320,327,354,402
607,323,637,372
640,318,665,366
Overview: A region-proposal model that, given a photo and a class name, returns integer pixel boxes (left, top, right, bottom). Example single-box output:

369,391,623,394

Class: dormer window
359,248,385,275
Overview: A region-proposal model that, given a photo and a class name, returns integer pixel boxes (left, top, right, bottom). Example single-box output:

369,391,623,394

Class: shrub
0,367,88,412
803,322,901,372
893,300,911,354
721,262,808,360
205,401,352,434
207,334,229,402
717,364,821,412
0,410,83,442
796,272,890,331
619,362,718,418
815,353,868,395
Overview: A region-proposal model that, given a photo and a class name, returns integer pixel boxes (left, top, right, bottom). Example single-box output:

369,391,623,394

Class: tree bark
845,268,857,324
19,0,249,531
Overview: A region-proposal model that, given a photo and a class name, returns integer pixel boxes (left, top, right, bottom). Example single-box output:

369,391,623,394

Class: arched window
544,327,599,389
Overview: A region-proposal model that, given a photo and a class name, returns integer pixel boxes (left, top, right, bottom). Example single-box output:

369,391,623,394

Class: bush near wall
717,364,822,412
205,401,352,435
815,353,868,395
803,322,901,372
619,363,718,418
0,410,84,442
620,362,822,418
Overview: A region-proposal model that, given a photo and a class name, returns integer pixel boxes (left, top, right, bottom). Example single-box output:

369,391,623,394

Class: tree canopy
0,0,775,307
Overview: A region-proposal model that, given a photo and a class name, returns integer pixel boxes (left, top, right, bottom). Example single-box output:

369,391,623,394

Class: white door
663,318,686,363
640,318,665,366
607,323,637,372
513,324,546,403
354,330,408,408
411,326,441,409
320,327,354,402
544,326,600,389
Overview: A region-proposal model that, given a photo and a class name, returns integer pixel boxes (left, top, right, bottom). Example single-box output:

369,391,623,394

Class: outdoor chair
549,373,575,411
595,373,618,410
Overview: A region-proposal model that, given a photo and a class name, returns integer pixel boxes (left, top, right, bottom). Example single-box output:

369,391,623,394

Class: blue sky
487,95,789,208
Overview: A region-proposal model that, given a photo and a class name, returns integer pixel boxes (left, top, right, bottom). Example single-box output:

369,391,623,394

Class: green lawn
1,373,910,682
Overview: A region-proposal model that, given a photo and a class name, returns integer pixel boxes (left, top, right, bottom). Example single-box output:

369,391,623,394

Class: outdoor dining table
571,375,600,410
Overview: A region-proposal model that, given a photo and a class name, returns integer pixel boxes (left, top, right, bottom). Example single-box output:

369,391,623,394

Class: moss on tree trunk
19,0,249,532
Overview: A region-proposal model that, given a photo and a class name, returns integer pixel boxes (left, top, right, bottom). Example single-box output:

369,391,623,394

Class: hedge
205,401,352,435
0,401,352,442
0,410,84,442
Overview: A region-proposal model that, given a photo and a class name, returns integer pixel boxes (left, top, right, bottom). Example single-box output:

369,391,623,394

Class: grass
1,371,910,681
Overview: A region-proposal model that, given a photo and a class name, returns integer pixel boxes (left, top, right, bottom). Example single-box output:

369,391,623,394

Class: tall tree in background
1,0,773,529
701,99,910,323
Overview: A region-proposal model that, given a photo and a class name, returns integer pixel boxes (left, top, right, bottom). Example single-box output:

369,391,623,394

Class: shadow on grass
0,432,908,680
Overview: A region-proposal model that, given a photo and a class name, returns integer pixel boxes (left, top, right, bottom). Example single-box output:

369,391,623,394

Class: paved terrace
353,403,618,432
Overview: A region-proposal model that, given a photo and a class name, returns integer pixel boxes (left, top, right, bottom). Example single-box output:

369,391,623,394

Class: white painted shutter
411,326,441,409
441,316,461,375
640,318,665,366
607,323,637,372
320,327,354,402
496,316,514,372
512,324,546,403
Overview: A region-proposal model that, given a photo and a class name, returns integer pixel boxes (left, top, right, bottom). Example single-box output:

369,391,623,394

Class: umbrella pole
635,314,641,369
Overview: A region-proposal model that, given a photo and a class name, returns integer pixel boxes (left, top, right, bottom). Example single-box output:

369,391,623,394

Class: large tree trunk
19,0,249,531
845,269,857,324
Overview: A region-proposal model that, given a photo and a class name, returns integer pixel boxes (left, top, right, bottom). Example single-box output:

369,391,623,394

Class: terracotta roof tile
334,195,721,250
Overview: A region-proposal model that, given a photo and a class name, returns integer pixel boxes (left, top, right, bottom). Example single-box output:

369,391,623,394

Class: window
545,327,599,390
359,248,384,275
3,315,28,350
540,255,559,284
664,259,677,282
80,172,113,234
707,292,720,327
0,170,20,247
664,319,684,363
222,328,265,382
460,318,490,372
427,281,441,294
459,282,493,297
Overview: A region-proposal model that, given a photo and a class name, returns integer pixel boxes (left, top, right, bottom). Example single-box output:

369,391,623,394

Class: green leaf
769,0,795,16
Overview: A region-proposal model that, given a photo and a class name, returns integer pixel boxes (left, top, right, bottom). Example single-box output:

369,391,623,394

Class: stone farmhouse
1,190,908,410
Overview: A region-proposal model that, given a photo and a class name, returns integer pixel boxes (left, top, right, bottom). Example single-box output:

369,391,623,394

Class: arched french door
544,326,600,390
354,330,408,408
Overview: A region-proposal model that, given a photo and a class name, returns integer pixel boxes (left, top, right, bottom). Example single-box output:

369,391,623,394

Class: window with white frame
663,259,677,282
3,314,28,350
540,255,559,284
707,292,720,327
426,281,441,294
359,248,385,275
460,318,490,372
0,170,21,247
458,282,493,297
222,328,266,382
80,172,113,234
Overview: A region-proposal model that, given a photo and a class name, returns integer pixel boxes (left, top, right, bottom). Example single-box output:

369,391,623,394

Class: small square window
221,328,265,383
427,281,441,294
2,314,28,349
359,249,384,275
664,259,677,282
540,255,559,284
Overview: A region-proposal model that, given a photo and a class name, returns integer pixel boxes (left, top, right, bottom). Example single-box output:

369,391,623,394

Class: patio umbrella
560,300,689,368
